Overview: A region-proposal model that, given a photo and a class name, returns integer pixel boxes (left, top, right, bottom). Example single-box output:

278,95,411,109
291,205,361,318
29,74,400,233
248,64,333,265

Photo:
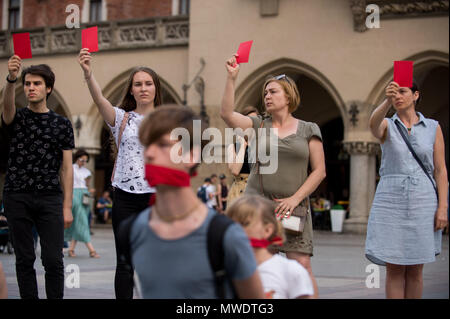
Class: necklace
153,201,202,223
407,127,412,131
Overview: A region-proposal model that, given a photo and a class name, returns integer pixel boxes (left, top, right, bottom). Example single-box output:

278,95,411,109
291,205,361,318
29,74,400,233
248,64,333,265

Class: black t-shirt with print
1,107,74,193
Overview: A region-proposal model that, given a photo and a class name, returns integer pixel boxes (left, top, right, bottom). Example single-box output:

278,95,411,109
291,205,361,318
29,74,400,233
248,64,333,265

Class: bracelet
6,75,17,83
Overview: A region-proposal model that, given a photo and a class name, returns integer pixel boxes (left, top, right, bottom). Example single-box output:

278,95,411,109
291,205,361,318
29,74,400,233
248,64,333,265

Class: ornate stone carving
118,24,157,47
350,0,449,32
0,34,8,55
52,29,77,53
98,28,112,49
164,21,189,44
350,0,368,32
0,16,189,58
374,0,449,18
342,141,381,155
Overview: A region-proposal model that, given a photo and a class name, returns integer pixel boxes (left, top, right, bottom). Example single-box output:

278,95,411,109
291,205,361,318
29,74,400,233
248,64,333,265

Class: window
90,0,102,22
8,0,20,30
178,0,190,15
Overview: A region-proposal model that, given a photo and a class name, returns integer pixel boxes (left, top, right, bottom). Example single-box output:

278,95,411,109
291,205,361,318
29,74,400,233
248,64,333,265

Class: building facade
0,0,448,233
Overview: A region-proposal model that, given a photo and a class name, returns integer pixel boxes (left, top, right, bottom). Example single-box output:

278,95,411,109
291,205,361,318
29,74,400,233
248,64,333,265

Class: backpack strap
207,213,235,299
111,112,130,183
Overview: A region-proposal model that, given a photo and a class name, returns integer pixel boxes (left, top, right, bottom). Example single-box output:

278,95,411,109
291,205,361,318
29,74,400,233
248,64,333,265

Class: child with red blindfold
127,104,264,299
227,195,314,299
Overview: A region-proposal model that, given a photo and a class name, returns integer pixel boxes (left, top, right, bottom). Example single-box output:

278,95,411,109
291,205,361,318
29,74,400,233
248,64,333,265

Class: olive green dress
245,116,322,256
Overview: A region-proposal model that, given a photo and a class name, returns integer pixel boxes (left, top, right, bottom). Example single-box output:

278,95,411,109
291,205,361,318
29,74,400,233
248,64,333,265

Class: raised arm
78,48,116,126
2,55,22,125
369,81,399,142
220,55,252,130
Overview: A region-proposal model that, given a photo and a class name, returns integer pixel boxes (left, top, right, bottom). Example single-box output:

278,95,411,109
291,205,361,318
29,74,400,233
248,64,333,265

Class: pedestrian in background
96,190,113,223
366,80,448,299
64,149,99,258
217,174,229,213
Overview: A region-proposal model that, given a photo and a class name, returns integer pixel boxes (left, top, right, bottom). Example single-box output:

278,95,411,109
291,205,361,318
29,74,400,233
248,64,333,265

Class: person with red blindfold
128,104,264,299
228,195,314,299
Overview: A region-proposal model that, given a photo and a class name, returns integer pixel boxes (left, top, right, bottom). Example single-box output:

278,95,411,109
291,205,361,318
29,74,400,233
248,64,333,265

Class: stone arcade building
0,0,448,233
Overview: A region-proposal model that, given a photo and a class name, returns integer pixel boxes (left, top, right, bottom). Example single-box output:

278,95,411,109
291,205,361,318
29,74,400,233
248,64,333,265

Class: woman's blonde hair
227,195,285,244
262,74,300,113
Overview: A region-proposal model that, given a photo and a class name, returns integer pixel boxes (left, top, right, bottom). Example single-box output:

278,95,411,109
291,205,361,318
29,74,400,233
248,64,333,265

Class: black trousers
3,191,64,299
112,188,151,299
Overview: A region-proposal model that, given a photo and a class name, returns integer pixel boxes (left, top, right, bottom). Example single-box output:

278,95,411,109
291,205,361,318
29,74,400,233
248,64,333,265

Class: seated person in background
227,195,314,299
96,190,113,223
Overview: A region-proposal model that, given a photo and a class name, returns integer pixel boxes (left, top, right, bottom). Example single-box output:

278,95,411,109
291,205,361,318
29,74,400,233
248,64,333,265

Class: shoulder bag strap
394,119,438,198
111,112,130,183
255,119,265,196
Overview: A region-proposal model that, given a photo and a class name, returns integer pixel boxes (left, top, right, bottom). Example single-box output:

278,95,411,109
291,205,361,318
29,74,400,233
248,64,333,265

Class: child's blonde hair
227,195,285,244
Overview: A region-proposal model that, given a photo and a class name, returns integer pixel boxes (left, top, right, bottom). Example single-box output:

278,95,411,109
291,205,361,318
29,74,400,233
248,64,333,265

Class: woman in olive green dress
220,55,326,298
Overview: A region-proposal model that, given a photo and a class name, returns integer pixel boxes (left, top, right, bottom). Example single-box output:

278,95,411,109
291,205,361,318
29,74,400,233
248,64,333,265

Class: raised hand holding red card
82,26,99,53
394,61,414,88
12,33,32,59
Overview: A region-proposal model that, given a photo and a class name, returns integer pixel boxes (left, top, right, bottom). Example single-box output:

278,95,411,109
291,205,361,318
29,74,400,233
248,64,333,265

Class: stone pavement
0,225,448,299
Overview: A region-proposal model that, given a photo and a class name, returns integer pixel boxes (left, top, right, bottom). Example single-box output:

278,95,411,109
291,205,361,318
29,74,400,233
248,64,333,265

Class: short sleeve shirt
107,107,154,194
258,254,314,299
245,116,322,198
206,184,217,208
130,208,258,298
73,164,91,189
1,107,74,193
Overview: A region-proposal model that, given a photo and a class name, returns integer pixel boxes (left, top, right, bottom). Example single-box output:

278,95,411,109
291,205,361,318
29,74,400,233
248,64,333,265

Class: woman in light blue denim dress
366,80,448,299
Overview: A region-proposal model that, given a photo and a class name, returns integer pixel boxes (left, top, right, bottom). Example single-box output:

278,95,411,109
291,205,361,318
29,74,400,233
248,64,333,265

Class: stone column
342,141,379,234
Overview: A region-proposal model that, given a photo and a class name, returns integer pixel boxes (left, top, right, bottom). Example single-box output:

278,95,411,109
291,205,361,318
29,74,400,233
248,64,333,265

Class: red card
12,33,32,59
394,61,414,88
82,26,99,53
236,40,253,64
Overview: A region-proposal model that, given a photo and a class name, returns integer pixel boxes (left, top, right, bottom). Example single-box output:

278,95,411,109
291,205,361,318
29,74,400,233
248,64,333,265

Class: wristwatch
6,75,17,83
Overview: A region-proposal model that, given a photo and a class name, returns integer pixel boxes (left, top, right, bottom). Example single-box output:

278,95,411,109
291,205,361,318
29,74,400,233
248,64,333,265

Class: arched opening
92,70,182,195
0,87,71,195
235,60,349,223
417,65,449,179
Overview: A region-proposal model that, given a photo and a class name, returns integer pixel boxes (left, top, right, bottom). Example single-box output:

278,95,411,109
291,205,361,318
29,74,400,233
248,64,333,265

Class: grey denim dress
365,112,442,266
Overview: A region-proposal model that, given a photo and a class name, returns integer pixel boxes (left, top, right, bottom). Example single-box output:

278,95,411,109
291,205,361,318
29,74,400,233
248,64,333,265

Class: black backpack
197,185,209,203
118,210,235,299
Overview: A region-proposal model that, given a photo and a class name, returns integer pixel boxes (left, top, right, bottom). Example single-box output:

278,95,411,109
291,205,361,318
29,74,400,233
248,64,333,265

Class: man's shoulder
49,110,72,125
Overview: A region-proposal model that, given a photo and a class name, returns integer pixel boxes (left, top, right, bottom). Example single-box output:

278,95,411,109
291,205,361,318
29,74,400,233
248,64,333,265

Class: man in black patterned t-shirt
1,55,74,299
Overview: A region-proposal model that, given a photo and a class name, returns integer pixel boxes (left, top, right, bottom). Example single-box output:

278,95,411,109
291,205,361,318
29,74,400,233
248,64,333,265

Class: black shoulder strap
117,211,140,270
394,119,438,198
207,213,235,299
